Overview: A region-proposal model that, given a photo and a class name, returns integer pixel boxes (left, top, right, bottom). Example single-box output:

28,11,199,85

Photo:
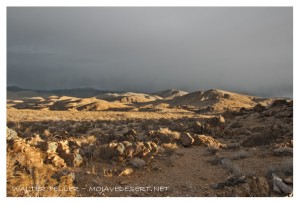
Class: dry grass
158,128,180,141
7,144,76,197
6,99,293,197
161,143,178,155
77,135,97,146
231,150,250,160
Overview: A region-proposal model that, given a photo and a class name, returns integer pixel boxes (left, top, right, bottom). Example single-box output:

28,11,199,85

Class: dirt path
74,146,228,197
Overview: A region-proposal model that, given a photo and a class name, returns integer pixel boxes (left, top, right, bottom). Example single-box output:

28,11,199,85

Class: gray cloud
7,7,293,97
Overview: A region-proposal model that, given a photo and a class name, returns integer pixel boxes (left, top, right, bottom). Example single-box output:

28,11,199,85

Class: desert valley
6,87,293,197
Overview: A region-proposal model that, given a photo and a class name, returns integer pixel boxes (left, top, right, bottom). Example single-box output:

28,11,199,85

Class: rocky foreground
6,90,293,197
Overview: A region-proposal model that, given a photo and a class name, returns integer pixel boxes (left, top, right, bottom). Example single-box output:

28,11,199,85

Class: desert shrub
77,135,97,146
158,118,172,126
267,159,293,178
161,143,178,155
128,123,135,129
241,134,271,147
223,160,242,177
231,150,250,160
117,126,123,131
208,154,242,177
7,144,76,196
208,153,231,166
225,143,240,150
206,146,219,155
159,128,180,139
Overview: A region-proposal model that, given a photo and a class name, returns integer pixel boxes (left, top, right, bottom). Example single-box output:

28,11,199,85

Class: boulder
119,167,134,176
194,135,223,148
180,132,194,147
191,121,204,134
46,142,58,154
57,140,70,155
129,158,146,168
7,128,18,141
124,129,137,137
132,142,146,157
211,175,246,189
62,153,83,167
124,145,135,158
283,177,293,184
115,143,125,156
74,153,83,167
45,153,66,168
272,173,293,194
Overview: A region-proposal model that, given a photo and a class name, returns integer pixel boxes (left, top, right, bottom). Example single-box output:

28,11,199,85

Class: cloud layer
7,7,293,97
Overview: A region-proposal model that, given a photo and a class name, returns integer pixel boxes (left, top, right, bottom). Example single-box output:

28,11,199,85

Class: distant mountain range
7,86,191,100
7,86,123,98
8,86,288,113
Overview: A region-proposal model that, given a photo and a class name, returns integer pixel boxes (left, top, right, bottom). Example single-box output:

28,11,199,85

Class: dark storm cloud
7,7,293,97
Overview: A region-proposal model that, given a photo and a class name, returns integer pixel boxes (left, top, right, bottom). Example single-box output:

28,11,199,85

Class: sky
7,7,293,97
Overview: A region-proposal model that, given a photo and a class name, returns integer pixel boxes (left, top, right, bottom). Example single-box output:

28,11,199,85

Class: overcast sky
7,7,292,97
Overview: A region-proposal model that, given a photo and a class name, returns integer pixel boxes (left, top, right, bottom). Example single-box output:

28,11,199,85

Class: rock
45,153,66,168
103,168,114,177
249,176,270,196
13,139,44,167
60,152,83,167
7,128,18,141
191,121,204,134
27,134,44,146
47,142,58,154
273,147,293,156
57,140,70,155
157,146,165,154
180,132,194,147
129,158,146,168
132,142,146,157
272,173,293,194
211,175,246,189
124,129,137,137
194,135,223,148
124,146,135,158
253,104,266,112
119,168,134,176
116,143,125,155
142,142,152,156
149,141,158,155
119,181,131,185
172,122,185,132
209,115,225,126
73,153,83,167
122,141,133,147
283,177,293,184
271,99,289,107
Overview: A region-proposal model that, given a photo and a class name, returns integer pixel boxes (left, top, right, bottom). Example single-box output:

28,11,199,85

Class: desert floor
7,101,293,197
